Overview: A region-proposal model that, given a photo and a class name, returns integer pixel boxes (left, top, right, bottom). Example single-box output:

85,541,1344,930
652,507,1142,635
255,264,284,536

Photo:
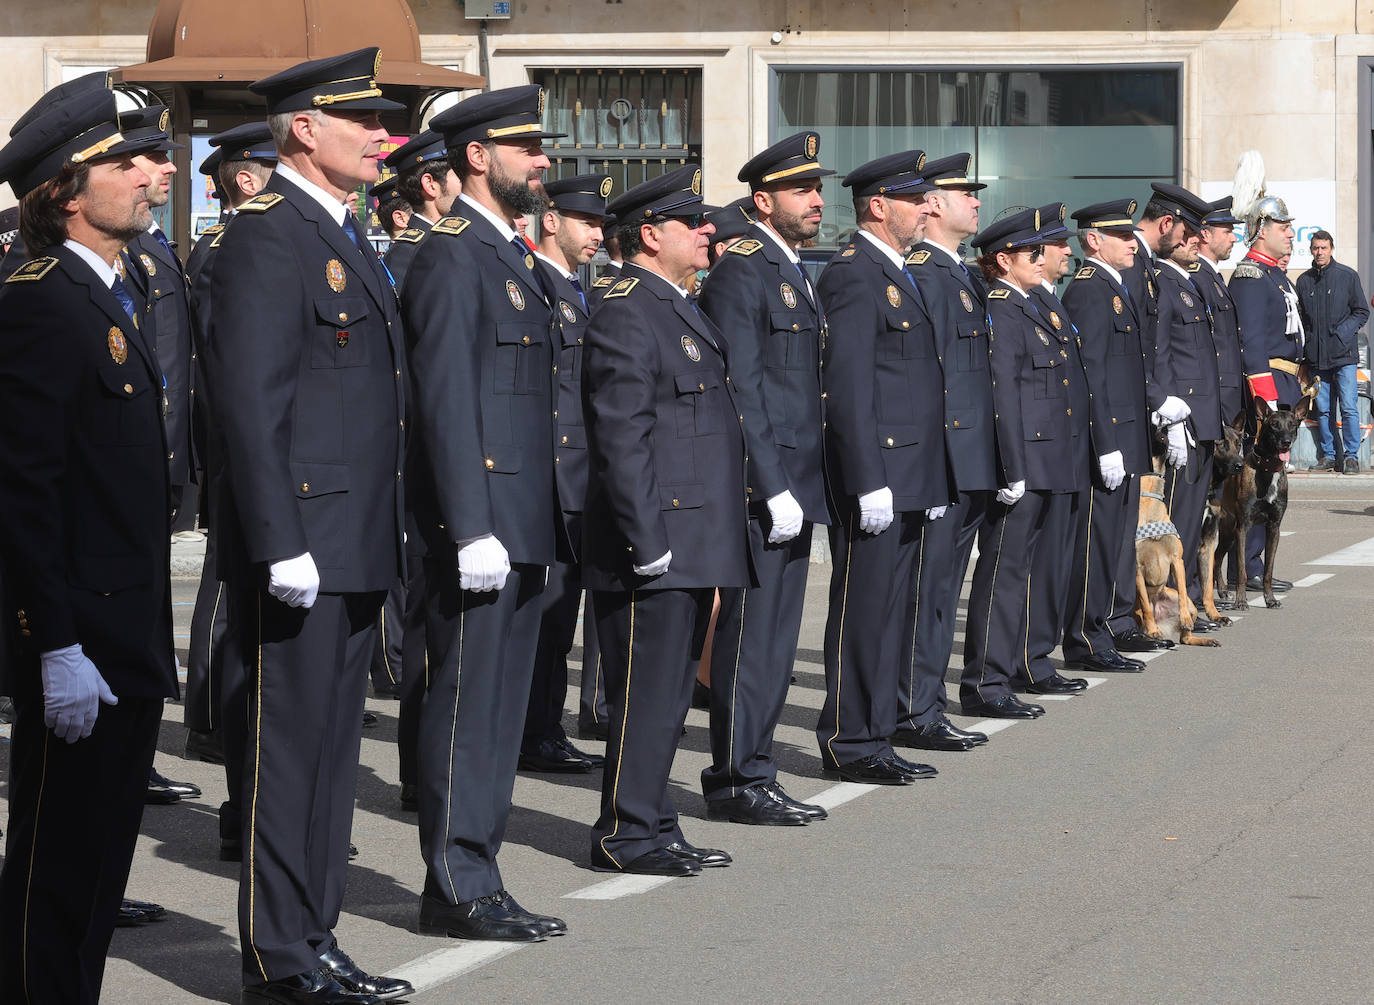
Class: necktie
343,213,367,253
901,267,928,310
111,276,137,320
569,275,588,312
152,227,175,259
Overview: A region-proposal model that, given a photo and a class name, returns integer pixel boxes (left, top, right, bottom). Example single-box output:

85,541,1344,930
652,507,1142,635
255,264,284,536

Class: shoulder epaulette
1074,266,1096,280
4,256,58,283
727,239,763,256
200,224,225,236
1231,261,1264,280
907,250,931,266
238,192,284,213
591,276,615,288
431,216,471,237
1187,262,1201,273
602,277,639,299
393,228,426,244
210,229,226,248
987,288,1010,299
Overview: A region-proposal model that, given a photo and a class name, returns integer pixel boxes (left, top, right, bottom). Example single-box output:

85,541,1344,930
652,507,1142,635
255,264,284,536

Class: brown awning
112,57,482,91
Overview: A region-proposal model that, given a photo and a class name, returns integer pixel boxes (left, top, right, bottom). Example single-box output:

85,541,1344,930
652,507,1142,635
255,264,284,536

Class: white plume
1232,150,1266,221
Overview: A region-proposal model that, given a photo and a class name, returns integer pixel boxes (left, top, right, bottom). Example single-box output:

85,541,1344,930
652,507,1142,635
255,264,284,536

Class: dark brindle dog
1215,392,1312,610
1198,410,1247,624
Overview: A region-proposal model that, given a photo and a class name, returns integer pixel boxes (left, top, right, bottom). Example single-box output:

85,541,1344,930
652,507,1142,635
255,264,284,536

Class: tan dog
1134,470,1219,648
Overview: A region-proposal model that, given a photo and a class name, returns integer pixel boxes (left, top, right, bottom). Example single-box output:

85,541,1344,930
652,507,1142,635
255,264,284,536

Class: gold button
725,376,731,383
821,392,828,399
698,382,704,390
1066,408,1072,415
901,321,910,329
395,369,401,378
746,487,753,494
555,456,560,464
400,420,405,430
886,437,894,446
1063,379,1069,386
672,498,680,507
396,471,402,480
20,629,30,637
15,609,24,618
522,335,530,345
561,435,569,444
300,482,310,493
552,410,558,419
1112,417,1118,423
953,420,960,427
552,365,558,373
739,415,744,422
168,452,174,460
485,458,495,469
578,337,583,344
338,312,348,323
792,324,799,331
123,383,133,394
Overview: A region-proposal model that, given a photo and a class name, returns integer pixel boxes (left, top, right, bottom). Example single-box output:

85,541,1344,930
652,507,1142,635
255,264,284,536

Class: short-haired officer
382,129,457,291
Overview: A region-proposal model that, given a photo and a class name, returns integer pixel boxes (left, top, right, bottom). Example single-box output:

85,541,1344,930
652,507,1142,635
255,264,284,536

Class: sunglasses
1019,245,1045,260
650,213,707,229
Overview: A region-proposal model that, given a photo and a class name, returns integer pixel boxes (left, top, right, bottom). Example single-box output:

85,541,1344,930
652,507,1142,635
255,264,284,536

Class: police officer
208,47,410,1003
520,172,613,773
815,150,955,782
583,165,751,874
402,85,568,941
0,88,176,1004
382,129,457,291
371,176,412,239
1060,200,1152,675
1193,198,1248,433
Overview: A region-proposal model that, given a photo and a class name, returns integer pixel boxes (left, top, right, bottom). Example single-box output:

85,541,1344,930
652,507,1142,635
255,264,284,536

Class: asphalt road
4,473,1374,1004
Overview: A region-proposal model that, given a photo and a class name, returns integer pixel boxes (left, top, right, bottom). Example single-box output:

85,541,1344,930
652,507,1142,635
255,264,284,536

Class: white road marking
1280,530,1295,537
963,718,1020,736
808,781,879,811
1035,694,1074,702
1293,573,1334,588
1081,677,1107,689
387,942,526,992
563,874,676,901
1305,536,1374,566
1132,650,1170,663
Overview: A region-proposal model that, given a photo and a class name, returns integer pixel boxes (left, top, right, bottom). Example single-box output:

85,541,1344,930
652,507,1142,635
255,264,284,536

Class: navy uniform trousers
396,529,427,791
1063,475,1140,662
1023,488,1083,683
577,605,607,729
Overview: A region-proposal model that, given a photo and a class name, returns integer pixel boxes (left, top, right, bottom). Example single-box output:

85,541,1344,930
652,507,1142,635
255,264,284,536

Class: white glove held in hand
268,552,320,609
925,506,947,520
458,536,511,592
1156,396,1191,424
857,487,894,535
1166,423,1189,467
1098,451,1126,491
633,550,672,577
765,490,804,544
41,644,117,743
996,480,1026,506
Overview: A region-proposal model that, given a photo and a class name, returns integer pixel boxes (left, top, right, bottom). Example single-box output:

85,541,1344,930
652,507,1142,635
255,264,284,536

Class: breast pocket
767,311,811,370
89,367,158,446
1110,316,1135,356
495,320,549,395
1030,348,1065,400
311,297,372,368
955,316,987,372
878,307,932,360
674,371,725,437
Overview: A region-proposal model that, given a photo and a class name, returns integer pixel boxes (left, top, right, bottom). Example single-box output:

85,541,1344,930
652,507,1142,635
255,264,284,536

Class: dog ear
1230,409,1248,431
1291,394,1311,421
1252,394,1271,419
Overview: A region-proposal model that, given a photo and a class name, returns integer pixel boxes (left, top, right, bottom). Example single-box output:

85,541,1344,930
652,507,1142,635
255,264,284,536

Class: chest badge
506,279,526,311
107,327,127,365
1179,291,1195,308
1036,328,1051,346
1049,311,1063,330
681,334,701,362
325,259,346,293
959,289,974,313
139,253,156,277
886,285,901,308
337,331,350,348
1112,295,1124,315
560,300,577,324
524,253,535,270
780,282,797,309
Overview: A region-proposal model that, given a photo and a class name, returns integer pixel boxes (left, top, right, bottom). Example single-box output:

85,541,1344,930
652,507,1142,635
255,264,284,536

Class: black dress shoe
691,680,711,709
242,967,380,1005
577,719,609,742
184,728,225,765
706,785,809,826
1024,672,1088,695
349,844,358,861
399,782,418,812
1118,652,1147,669
664,839,732,868
1064,651,1145,673
371,683,402,700
418,892,548,941
883,751,937,779
892,719,976,752
1191,615,1220,633
961,694,1044,719
821,753,912,785
123,897,166,921
761,781,827,820
591,846,701,876
362,711,378,727
319,942,414,1001
115,902,146,927
1246,575,1291,592
146,773,182,805
1113,627,1172,652
557,736,603,767
494,890,567,936
939,715,989,745
519,736,594,774
151,767,202,799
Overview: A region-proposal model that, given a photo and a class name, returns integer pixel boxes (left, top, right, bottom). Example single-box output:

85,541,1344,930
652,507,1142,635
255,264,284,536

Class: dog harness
1136,488,1179,541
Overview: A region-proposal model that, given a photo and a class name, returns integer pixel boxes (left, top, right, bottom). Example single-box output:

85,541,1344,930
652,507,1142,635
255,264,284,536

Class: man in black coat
583,165,752,875
401,85,569,941
1298,229,1369,472
815,151,960,782
695,132,831,825
0,89,176,1005
208,48,411,1004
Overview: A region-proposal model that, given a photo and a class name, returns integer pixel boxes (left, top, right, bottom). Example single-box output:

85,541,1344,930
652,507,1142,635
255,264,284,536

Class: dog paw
1233,598,1250,611
1265,597,1282,609
1217,616,1233,627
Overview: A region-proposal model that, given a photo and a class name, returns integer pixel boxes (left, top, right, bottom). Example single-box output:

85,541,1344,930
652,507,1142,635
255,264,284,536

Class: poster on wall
189,134,221,245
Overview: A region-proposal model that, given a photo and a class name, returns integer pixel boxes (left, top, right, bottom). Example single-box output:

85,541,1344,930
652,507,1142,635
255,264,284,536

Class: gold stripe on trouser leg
380,608,397,686
206,581,224,729
1079,490,1095,655
973,516,1009,700
906,528,925,720
20,729,52,1004
1022,568,1034,683
725,591,746,797
824,514,854,766
441,591,467,900
247,594,268,979
599,591,636,868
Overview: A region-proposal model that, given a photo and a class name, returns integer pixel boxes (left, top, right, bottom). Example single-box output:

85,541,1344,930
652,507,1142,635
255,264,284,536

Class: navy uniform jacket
207,178,406,592
183,212,230,286
908,241,1002,492
124,230,196,487
587,262,622,310
0,247,175,700
1124,235,1167,411
382,213,433,294
1154,262,1223,441
696,225,827,522
581,264,752,592
1029,281,1100,486
817,235,952,512
987,284,1087,492
1062,264,1151,475
1191,260,1247,426
402,208,556,567
1230,254,1303,406
537,256,592,552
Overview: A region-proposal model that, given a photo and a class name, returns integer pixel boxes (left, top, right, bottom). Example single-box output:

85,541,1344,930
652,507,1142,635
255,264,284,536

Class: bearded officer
208,47,411,1004
694,132,830,823
583,166,752,875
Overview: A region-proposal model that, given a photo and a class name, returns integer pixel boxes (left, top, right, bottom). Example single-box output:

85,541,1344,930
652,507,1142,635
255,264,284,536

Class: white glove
268,552,320,609
1156,396,1191,424
857,486,894,535
765,490,804,544
633,550,672,577
40,644,118,743
925,506,947,520
996,480,1026,506
1166,423,1189,468
1098,451,1125,491
458,535,511,592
